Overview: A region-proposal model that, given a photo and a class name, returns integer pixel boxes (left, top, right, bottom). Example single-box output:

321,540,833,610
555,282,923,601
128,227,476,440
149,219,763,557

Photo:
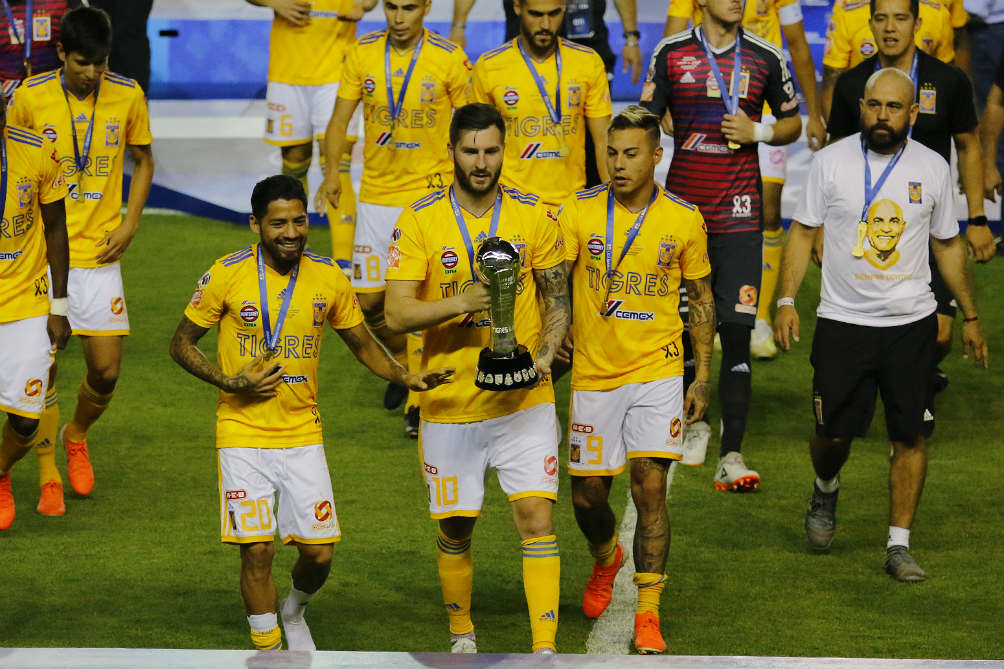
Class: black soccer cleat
384,382,408,411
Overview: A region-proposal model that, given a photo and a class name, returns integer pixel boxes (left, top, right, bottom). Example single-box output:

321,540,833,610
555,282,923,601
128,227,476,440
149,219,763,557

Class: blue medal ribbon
256,244,299,359
873,51,919,138
601,185,659,315
384,31,424,133
699,26,742,117
516,37,563,128
2,0,32,75
60,69,99,175
449,185,503,281
860,138,906,224
0,129,8,227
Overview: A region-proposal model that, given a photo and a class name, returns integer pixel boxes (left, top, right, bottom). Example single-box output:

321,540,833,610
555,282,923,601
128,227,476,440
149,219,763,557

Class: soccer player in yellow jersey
664,0,823,362
821,0,954,118
247,0,377,274
317,0,472,425
471,0,613,209
557,107,714,654
8,6,153,514
384,104,570,654
170,175,453,652
0,99,70,530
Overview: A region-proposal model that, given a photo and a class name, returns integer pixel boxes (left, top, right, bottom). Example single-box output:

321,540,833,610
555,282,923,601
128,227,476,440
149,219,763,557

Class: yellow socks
281,156,311,197
436,528,474,635
405,332,423,412
65,379,113,443
35,387,61,485
1,420,38,473
328,153,357,275
522,534,560,651
634,572,666,615
248,612,282,651
588,532,619,567
757,228,785,324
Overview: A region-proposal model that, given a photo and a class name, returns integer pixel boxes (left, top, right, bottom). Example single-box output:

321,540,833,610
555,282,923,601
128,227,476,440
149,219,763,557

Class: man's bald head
864,68,915,108
859,67,918,152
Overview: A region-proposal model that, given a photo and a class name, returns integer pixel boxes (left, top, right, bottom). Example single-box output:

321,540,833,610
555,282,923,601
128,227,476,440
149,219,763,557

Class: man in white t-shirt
772,68,988,583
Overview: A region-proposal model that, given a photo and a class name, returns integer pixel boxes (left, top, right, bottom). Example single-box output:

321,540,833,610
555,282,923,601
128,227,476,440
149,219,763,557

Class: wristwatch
967,215,988,227
624,30,641,47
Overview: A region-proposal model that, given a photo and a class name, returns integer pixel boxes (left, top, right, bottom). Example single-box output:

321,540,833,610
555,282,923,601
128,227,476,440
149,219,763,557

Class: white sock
282,585,313,620
887,526,910,549
247,612,278,633
816,475,839,494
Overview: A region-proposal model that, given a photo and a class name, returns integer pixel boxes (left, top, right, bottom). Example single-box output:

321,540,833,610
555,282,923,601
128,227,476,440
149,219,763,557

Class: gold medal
556,128,570,157
728,141,740,150
263,348,278,362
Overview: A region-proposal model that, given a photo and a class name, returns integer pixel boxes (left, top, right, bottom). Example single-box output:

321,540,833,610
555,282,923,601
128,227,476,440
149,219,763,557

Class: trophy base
475,345,538,391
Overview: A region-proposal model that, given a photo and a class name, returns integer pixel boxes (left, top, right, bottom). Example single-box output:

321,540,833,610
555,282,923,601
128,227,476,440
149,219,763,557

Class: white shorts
218,444,340,545
352,201,404,292
568,377,684,477
66,265,129,335
265,81,362,146
0,315,52,419
758,113,787,184
419,403,560,519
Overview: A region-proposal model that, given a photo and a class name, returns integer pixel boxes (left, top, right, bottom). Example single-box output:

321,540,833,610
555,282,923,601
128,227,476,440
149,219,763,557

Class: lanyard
385,32,424,130
699,26,742,116
256,244,299,359
449,185,503,281
873,51,919,138
60,69,99,175
601,185,659,314
2,0,31,75
0,130,7,227
860,138,906,224
517,37,562,126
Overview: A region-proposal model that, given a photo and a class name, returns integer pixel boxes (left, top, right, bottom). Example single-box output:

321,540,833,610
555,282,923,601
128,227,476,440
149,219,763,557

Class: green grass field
2,213,1001,658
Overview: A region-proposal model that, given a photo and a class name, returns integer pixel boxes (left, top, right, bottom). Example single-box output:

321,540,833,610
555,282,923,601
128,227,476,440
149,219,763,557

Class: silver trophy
474,237,537,391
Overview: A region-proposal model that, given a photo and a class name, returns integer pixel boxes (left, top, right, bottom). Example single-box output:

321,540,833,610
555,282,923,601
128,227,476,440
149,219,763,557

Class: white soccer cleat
714,451,760,492
280,597,316,651
450,632,477,654
750,319,778,360
680,420,711,466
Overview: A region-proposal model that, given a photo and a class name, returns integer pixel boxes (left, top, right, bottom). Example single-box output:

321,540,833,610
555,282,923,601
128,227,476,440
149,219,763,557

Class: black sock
718,322,752,457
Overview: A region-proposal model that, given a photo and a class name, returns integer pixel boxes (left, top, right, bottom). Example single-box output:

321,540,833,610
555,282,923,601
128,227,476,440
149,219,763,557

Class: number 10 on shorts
430,476,458,506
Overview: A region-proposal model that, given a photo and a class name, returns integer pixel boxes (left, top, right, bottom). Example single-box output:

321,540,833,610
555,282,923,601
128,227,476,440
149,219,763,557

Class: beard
862,119,909,152
453,161,502,197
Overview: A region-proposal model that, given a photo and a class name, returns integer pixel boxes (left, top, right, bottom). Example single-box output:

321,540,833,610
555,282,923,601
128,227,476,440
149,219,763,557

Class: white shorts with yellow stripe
264,81,362,146
0,315,52,419
66,264,130,336
568,377,684,477
218,444,340,545
758,113,787,184
352,201,403,292
419,402,559,519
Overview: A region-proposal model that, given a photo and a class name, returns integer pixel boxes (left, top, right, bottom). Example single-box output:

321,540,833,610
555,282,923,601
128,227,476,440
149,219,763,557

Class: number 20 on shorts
230,499,274,534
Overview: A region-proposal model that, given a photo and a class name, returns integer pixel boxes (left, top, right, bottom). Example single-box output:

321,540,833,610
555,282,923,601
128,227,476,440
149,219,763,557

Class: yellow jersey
9,69,152,269
385,185,565,423
267,0,358,86
471,38,611,205
184,244,364,449
561,184,709,391
339,29,471,207
942,0,967,29
823,0,954,69
666,0,805,49
0,124,69,324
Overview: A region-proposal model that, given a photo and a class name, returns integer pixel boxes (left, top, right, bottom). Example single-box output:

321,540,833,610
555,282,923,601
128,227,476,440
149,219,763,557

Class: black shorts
708,231,763,328
810,314,937,442
929,252,957,317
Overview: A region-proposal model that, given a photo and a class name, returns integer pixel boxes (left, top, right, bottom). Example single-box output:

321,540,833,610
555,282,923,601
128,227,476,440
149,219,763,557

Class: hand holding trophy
473,237,538,390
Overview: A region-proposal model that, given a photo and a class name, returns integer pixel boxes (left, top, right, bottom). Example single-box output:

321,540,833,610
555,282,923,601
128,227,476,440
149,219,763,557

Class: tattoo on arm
534,264,571,362
684,277,715,377
169,316,245,392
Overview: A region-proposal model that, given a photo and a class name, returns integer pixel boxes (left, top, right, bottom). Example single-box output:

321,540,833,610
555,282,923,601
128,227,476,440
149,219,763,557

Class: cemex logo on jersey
681,134,730,154
375,132,421,150
602,300,655,321
520,143,563,159
459,313,491,328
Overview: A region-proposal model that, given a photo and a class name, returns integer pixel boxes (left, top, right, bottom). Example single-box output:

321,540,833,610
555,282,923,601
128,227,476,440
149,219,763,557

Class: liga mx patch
919,87,936,114
908,181,922,204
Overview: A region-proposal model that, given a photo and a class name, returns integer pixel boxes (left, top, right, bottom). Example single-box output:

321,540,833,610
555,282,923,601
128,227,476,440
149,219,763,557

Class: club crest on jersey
313,300,327,327
420,80,436,103
363,77,376,94
41,124,57,142
706,70,750,99
17,181,33,208
657,242,677,267
512,242,527,266
441,248,459,271
908,181,922,204
919,87,936,114
240,302,259,326
503,88,519,106
33,15,51,41
860,40,875,57
105,119,120,147
587,236,604,257
390,226,403,243
568,85,582,108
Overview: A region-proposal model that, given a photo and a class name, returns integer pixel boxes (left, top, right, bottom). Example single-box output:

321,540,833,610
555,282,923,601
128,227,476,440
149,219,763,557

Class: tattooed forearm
684,277,715,379
169,316,239,391
534,264,571,366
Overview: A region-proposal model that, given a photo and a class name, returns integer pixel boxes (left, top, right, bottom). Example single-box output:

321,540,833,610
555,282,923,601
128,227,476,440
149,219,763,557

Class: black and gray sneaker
405,405,420,439
885,545,927,582
805,481,839,551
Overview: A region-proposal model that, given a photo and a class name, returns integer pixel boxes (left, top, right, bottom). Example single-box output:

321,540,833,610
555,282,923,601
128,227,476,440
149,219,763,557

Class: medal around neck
473,237,537,391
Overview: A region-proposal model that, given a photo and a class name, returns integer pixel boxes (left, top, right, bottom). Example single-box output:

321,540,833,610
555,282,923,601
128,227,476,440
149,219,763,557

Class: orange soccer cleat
61,426,94,496
633,611,667,655
582,543,625,618
0,473,15,530
37,480,66,516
